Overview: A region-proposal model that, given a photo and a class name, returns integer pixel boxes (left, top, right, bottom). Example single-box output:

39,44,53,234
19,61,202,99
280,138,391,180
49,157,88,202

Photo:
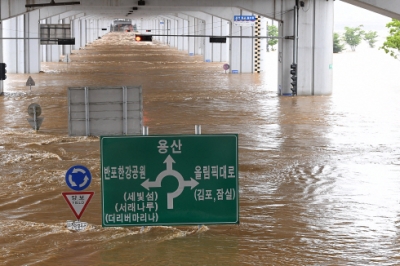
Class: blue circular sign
65,165,92,191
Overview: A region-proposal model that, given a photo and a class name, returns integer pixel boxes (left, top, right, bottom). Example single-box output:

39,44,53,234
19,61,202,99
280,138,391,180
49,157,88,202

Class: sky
334,0,392,33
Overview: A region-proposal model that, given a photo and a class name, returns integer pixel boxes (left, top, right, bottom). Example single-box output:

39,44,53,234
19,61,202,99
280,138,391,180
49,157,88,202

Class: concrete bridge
0,0,399,96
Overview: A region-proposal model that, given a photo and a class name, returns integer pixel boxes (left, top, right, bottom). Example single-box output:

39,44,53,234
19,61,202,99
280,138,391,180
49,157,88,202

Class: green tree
267,24,278,52
364,30,378,48
333,32,345,53
380,19,400,59
343,25,365,51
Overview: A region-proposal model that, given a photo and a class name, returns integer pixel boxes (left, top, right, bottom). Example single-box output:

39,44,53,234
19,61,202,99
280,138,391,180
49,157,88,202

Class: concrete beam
1,0,26,19
3,0,281,21
341,0,400,20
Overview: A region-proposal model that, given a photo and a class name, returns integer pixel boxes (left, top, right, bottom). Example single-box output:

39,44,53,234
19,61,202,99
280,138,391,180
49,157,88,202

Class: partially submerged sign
27,103,44,130
101,134,239,227
66,220,88,231
68,86,143,136
62,192,94,220
26,76,35,87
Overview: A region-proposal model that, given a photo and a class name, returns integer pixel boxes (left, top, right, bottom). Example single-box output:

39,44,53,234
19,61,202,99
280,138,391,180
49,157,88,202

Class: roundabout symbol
65,165,92,191
141,155,199,209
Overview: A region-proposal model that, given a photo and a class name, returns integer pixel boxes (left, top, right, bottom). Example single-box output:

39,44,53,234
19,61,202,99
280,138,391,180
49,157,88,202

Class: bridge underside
342,0,400,20
0,0,398,96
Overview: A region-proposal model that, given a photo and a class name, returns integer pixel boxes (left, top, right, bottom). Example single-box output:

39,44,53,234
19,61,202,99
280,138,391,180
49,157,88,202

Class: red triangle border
62,191,94,220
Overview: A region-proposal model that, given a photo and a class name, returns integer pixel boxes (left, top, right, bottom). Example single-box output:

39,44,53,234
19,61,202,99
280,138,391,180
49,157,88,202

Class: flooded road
1,32,400,265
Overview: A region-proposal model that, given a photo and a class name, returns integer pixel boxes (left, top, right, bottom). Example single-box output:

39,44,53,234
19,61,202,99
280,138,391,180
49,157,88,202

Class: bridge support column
203,14,213,62
159,18,167,44
43,16,61,62
99,20,110,37
3,15,25,73
204,16,229,63
87,19,94,44
0,18,3,94
172,16,188,51
188,16,195,56
167,17,178,48
62,17,72,57
195,18,204,56
229,9,255,73
24,10,40,73
279,0,333,96
72,18,81,51
80,19,87,48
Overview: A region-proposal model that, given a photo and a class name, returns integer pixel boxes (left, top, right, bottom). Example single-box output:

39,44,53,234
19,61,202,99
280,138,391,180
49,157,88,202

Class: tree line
333,25,378,52
334,19,400,60
266,19,400,60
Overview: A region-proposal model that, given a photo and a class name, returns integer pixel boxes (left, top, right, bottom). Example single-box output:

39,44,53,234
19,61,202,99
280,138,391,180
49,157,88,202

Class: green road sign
101,134,239,227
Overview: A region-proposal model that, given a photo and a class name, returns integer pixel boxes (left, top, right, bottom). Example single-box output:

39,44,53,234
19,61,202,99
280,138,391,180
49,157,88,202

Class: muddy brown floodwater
1,32,400,265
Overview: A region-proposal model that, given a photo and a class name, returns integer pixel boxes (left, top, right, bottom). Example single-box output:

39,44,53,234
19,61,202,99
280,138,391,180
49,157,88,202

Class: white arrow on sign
73,168,86,174
68,175,77,186
79,176,90,187
68,168,89,187
141,155,199,209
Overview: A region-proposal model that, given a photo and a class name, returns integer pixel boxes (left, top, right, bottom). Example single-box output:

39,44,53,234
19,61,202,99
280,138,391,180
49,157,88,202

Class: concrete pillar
3,17,18,73
63,17,72,56
80,19,86,47
183,19,189,52
221,20,230,62
99,20,110,37
229,9,254,73
195,18,204,55
154,19,159,41
72,18,81,51
204,14,213,62
87,20,93,44
99,20,105,36
24,10,40,73
90,20,94,43
188,16,195,56
95,20,101,39
169,17,177,48
160,19,167,44
176,17,187,51
95,20,100,39
17,15,24,73
86,19,93,44
147,19,155,41
241,12,253,73
211,17,222,62
0,18,3,94
45,16,60,62
40,19,46,62
279,0,333,96
166,19,172,46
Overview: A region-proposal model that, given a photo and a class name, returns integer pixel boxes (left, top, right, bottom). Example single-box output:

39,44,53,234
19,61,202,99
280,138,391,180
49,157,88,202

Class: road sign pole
33,106,37,131
142,126,149,136
141,126,149,233
195,125,203,230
